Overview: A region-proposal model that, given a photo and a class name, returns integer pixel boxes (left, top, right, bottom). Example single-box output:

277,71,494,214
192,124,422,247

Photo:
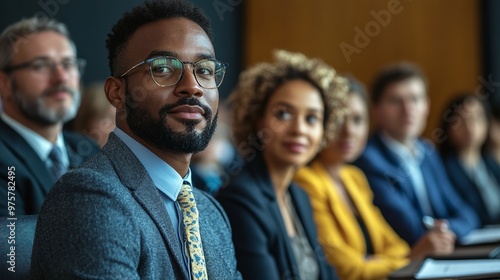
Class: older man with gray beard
0,17,99,216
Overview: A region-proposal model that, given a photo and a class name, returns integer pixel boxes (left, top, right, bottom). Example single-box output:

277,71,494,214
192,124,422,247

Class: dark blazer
0,119,99,216
216,153,338,280
442,153,500,226
30,133,241,279
354,132,480,246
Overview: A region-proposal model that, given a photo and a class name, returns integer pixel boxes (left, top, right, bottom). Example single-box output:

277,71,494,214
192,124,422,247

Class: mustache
159,97,213,119
42,85,78,97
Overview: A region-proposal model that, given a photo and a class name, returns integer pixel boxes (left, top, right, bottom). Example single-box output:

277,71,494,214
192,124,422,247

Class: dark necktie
177,182,207,280
49,145,67,180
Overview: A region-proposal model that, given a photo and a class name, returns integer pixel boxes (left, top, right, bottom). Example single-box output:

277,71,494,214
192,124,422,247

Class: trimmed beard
11,80,80,125
125,87,218,154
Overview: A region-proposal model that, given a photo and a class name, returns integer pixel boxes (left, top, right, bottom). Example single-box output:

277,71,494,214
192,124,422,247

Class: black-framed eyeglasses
2,58,86,75
117,56,228,89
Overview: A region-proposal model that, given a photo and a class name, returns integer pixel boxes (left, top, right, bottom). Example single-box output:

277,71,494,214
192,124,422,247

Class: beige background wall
244,0,482,140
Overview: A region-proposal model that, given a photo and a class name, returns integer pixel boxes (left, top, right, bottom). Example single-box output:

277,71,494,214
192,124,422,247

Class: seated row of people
294,76,454,279
216,55,497,279
1,2,499,278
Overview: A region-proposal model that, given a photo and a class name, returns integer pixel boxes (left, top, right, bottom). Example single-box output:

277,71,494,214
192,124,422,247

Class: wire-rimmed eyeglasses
117,56,228,89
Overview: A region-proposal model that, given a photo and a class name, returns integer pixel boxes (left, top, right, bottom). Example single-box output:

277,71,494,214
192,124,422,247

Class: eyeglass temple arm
118,61,146,78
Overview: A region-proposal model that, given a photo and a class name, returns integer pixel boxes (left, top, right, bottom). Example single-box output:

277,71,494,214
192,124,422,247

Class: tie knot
181,181,191,191
178,182,194,203
49,145,62,163
49,145,64,163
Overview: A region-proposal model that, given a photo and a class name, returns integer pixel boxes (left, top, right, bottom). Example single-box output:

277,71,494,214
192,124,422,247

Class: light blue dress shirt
380,133,434,216
113,128,192,275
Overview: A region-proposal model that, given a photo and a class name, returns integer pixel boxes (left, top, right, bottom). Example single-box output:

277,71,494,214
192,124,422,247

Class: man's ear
0,71,12,101
104,76,126,112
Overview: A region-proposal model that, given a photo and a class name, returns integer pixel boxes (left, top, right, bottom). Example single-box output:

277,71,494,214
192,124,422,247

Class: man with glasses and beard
31,0,241,279
0,18,99,216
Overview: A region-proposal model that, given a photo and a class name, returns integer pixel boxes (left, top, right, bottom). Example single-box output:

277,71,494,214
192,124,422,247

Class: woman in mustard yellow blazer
294,77,454,280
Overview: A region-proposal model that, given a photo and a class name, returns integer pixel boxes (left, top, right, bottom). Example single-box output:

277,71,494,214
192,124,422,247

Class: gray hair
0,17,75,70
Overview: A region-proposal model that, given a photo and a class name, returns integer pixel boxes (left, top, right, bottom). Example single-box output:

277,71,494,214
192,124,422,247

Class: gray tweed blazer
30,133,241,279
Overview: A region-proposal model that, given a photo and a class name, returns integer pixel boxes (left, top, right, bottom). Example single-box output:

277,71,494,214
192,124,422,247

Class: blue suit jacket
354,133,480,246
216,153,338,280
0,119,100,216
30,133,241,279
442,153,500,226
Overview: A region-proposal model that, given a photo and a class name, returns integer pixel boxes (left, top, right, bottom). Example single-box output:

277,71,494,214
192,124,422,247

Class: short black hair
106,0,213,76
371,62,427,104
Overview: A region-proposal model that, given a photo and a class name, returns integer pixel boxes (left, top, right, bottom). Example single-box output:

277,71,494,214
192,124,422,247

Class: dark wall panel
483,0,500,106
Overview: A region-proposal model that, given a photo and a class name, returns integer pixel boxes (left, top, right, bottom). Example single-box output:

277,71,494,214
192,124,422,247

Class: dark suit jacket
0,119,99,216
30,133,241,279
442,153,500,226
216,153,338,280
354,132,480,246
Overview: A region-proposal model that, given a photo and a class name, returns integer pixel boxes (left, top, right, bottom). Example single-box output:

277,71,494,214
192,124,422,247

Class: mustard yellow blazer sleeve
294,161,410,280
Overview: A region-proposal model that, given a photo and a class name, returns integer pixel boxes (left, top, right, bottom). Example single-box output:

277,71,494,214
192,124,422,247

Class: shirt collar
1,113,68,165
113,127,191,201
380,131,424,163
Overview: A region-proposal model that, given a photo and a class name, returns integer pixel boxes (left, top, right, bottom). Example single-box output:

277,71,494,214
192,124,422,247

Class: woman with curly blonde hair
216,50,347,280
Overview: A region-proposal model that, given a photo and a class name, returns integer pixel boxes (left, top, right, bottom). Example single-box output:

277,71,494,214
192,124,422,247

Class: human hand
409,219,456,260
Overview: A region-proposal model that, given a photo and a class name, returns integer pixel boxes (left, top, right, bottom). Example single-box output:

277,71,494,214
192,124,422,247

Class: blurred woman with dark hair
439,93,500,226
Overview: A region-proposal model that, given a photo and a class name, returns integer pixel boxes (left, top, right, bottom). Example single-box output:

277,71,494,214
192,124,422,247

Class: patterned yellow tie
178,182,208,280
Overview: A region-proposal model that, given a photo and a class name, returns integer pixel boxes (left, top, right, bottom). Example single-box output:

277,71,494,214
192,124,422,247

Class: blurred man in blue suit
355,63,479,247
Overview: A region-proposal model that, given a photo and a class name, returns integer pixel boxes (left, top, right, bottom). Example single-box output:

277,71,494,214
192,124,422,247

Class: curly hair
228,50,349,155
106,0,213,76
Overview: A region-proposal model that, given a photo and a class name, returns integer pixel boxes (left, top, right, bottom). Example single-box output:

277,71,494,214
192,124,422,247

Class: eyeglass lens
149,57,225,89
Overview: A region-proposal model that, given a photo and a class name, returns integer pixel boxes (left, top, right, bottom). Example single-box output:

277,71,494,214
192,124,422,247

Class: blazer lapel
0,119,54,193
247,154,299,275
132,182,189,279
443,154,486,215
103,133,189,279
446,154,477,194
288,185,315,246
